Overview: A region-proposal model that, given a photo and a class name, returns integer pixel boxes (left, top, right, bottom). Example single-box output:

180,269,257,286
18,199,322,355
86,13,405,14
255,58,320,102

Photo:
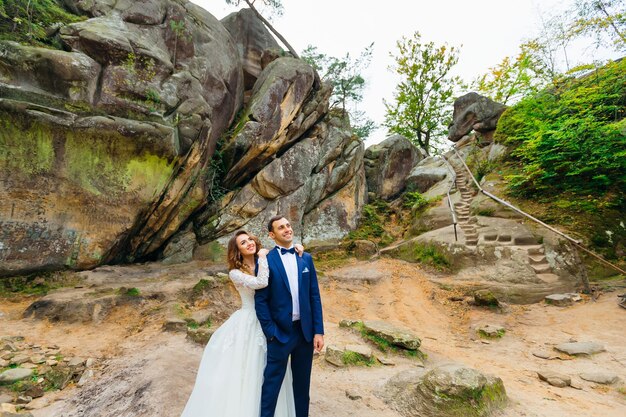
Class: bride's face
236,234,257,256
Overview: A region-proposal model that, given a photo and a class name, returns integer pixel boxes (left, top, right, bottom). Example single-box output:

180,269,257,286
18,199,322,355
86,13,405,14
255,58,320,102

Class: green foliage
570,0,626,52
0,271,82,297
403,191,429,211
341,350,377,367
0,0,84,48
347,201,391,245
410,243,451,270
384,31,462,155
472,48,546,104
225,0,284,17
119,287,141,297
301,43,376,138
478,328,506,339
495,59,626,211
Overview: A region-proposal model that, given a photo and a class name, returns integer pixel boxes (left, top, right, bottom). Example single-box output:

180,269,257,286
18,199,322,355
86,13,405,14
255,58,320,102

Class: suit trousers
260,320,314,417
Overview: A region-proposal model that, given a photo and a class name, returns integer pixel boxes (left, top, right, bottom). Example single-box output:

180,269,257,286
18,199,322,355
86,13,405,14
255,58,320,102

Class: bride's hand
257,248,269,258
294,244,305,257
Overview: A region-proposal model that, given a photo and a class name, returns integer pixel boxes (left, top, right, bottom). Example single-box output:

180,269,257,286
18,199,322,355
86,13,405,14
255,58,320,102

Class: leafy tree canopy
383,31,462,155
301,43,376,139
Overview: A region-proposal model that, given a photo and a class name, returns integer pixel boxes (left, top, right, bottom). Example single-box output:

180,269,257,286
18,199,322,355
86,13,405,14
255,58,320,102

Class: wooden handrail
451,148,626,276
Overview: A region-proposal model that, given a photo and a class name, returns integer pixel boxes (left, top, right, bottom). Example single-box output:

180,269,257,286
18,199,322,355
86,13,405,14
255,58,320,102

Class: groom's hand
313,334,324,353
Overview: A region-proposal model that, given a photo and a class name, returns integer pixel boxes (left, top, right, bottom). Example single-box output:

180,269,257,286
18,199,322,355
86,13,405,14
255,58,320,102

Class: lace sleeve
228,257,269,289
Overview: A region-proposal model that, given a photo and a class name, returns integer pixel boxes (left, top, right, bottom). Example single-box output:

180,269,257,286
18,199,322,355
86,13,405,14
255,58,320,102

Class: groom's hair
267,214,286,232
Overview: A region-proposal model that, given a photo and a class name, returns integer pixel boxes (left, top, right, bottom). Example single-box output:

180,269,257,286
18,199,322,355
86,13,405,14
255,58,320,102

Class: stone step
526,245,545,255
496,234,512,242
528,255,547,265
468,217,478,224
536,273,559,283
531,263,552,274
483,233,498,241
514,235,539,245
465,240,478,246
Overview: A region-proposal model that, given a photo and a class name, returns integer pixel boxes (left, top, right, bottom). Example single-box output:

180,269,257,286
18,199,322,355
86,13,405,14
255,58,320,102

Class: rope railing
451,148,626,276
438,155,458,241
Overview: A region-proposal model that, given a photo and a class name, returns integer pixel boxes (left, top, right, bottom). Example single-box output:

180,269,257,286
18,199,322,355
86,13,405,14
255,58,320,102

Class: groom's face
269,217,293,247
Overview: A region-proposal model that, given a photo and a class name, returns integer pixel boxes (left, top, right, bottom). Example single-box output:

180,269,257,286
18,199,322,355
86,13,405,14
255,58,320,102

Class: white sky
193,0,615,146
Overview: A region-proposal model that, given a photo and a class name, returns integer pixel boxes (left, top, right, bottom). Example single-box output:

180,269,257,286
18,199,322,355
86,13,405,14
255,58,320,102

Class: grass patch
341,351,377,367
478,328,506,339
475,207,496,217
118,287,141,297
410,243,451,270
0,0,86,49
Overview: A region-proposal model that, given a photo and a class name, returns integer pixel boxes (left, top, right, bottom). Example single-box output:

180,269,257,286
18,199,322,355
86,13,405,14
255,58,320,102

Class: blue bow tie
279,247,296,255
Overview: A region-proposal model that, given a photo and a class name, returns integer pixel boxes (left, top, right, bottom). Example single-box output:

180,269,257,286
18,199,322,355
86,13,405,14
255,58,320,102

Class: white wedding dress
180,257,296,417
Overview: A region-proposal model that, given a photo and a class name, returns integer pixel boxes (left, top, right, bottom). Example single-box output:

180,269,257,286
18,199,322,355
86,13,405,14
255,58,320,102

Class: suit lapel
269,248,291,294
296,255,305,292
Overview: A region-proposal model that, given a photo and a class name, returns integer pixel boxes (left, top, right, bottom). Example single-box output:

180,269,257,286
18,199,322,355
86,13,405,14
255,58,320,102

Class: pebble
537,370,571,388
345,389,362,400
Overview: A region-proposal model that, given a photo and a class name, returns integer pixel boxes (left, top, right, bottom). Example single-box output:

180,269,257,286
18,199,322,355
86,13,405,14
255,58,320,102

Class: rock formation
364,134,424,201
0,1,365,275
447,93,507,143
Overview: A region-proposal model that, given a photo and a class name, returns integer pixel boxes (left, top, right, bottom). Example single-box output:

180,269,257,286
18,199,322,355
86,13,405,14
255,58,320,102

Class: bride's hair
227,230,262,274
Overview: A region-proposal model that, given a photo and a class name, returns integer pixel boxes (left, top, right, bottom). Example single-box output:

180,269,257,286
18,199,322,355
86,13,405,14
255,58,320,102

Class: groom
255,215,324,417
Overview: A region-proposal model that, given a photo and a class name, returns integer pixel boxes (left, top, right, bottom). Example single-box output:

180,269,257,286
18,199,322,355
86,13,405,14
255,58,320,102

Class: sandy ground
1,258,625,417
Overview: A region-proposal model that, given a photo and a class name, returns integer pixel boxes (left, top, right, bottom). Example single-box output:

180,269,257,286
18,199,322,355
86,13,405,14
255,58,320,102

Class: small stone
186,328,214,345
338,319,359,328
23,384,44,399
29,355,45,364
579,372,620,385
0,394,12,405
24,396,51,410
0,343,16,352
569,379,584,390
345,389,362,400
1,403,17,413
324,345,345,367
190,310,211,326
46,360,58,366
537,370,571,388
0,368,34,384
67,357,85,367
9,354,29,366
555,341,606,356
474,289,499,307
86,358,96,368
21,363,37,369
1,353,13,360
0,360,8,368
477,324,505,338
163,318,187,332
377,356,396,366
16,395,32,404
532,349,557,360
345,344,373,360
77,370,94,387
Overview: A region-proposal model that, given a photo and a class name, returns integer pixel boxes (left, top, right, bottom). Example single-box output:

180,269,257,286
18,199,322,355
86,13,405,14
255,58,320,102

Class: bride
180,230,298,417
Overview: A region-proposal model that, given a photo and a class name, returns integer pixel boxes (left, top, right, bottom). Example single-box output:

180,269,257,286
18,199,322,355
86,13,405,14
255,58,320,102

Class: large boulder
195,108,365,248
447,93,506,142
221,8,282,91
406,156,450,193
380,364,507,417
364,134,424,201
0,0,243,275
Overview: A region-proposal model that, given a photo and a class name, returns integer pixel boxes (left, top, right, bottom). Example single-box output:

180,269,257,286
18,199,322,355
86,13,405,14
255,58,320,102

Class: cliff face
0,1,365,275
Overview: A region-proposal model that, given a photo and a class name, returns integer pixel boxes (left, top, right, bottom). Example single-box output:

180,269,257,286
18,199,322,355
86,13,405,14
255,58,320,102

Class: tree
569,0,626,51
472,48,545,105
301,44,376,139
383,32,461,155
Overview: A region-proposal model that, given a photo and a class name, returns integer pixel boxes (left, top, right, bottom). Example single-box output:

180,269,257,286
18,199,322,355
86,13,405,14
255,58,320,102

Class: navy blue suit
255,248,324,417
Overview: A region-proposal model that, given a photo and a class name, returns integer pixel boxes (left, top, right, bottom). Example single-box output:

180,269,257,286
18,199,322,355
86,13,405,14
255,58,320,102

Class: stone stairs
448,158,559,284
452,165,479,246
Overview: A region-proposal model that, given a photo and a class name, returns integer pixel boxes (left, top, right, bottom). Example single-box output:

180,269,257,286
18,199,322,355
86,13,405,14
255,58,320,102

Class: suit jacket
255,248,324,343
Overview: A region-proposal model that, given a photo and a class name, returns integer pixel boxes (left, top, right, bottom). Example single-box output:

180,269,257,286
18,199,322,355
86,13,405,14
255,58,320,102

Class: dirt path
1,258,624,416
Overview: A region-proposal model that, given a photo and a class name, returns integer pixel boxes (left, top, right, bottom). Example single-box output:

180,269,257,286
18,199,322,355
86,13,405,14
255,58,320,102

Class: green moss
478,328,506,339
0,0,85,49
119,287,140,297
0,271,83,298
0,118,55,174
393,241,451,270
341,350,377,367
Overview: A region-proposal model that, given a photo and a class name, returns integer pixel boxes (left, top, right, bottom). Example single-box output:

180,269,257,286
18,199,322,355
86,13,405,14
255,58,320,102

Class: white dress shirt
277,245,300,321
